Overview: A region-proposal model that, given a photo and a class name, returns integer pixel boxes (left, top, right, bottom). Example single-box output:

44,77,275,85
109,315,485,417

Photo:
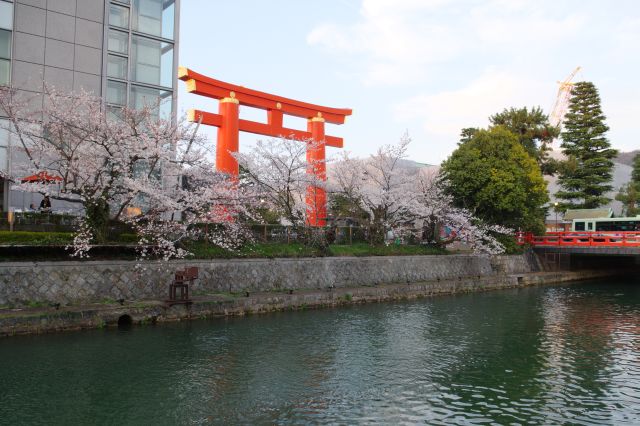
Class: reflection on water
1,279,639,424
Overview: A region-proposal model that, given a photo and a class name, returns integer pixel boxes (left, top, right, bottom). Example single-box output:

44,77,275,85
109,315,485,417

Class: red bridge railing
516,231,640,248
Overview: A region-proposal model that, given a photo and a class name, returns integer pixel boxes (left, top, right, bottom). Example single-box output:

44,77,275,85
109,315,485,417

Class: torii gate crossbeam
178,67,352,227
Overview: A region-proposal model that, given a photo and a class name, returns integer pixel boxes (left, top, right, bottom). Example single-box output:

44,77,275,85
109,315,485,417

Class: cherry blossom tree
235,137,326,227
329,133,417,243
414,168,510,255
329,134,510,253
235,137,332,247
0,85,258,259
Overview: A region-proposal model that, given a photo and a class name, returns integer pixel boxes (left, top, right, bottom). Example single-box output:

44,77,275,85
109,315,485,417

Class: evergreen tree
441,127,549,233
556,82,618,209
633,153,640,186
615,153,640,216
489,106,559,174
615,183,639,216
459,127,479,144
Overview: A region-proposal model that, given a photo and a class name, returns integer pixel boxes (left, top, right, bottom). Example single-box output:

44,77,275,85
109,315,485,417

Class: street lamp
554,202,559,232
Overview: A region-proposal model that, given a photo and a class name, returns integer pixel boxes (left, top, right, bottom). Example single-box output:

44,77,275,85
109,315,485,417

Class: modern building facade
0,0,180,211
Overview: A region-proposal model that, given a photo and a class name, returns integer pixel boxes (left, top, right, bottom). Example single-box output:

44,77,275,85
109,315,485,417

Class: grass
329,243,446,257
185,242,325,259
0,231,138,246
0,231,74,245
0,231,448,260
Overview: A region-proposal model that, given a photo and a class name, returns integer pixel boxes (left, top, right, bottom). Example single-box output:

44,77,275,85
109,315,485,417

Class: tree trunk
85,198,110,243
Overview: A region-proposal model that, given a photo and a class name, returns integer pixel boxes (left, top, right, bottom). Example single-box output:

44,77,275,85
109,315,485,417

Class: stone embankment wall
0,269,619,337
0,254,533,306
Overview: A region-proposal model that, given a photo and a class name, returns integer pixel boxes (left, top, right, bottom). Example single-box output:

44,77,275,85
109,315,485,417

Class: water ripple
1,280,640,424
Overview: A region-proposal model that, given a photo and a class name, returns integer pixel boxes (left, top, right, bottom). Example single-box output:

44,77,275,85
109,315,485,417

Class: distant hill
616,150,639,167
398,159,434,169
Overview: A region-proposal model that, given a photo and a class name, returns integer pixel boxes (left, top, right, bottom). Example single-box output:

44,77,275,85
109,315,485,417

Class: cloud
307,0,464,85
307,0,640,160
394,70,549,160
307,0,585,86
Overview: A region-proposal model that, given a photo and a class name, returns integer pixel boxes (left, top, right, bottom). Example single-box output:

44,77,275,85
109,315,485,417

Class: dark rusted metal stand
166,267,198,306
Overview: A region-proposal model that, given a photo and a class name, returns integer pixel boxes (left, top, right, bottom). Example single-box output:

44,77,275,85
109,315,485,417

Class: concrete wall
0,254,536,306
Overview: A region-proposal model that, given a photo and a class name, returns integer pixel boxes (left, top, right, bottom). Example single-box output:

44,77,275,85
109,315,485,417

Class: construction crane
549,66,581,128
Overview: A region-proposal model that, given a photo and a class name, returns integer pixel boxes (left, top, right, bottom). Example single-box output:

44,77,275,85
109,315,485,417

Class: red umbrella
20,171,63,183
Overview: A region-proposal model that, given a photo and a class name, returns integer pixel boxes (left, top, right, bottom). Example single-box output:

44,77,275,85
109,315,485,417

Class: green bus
572,216,640,232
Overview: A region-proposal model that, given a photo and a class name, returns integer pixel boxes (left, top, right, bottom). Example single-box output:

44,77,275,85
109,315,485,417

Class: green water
1,279,639,425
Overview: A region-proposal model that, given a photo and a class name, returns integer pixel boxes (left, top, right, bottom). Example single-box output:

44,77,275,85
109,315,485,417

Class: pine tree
615,153,640,216
489,106,559,174
556,81,618,209
632,153,640,187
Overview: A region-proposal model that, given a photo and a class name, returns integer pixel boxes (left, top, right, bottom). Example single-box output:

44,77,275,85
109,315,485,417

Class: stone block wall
0,254,535,306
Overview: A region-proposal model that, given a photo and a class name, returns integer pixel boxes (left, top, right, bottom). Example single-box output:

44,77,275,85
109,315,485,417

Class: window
596,222,612,231
130,35,173,88
587,222,593,231
575,221,585,231
0,146,6,174
0,121,7,174
0,59,8,86
107,54,128,80
107,80,127,105
130,84,171,119
107,105,124,122
109,4,130,29
108,29,128,54
132,0,174,40
0,29,10,59
0,2,13,31
0,29,10,86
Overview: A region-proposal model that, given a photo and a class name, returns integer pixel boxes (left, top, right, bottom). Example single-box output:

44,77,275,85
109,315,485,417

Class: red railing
516,231,640,247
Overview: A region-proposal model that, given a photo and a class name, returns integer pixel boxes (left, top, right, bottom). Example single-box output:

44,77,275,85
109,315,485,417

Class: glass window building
106,0,178,120
0,0,180,211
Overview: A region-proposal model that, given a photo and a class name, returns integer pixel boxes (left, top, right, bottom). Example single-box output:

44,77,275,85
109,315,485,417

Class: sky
178,0,640,165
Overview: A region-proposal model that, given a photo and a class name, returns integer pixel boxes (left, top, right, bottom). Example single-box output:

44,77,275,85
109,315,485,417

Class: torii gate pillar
179,67,352,227
217,97,240,175
307,116,327,226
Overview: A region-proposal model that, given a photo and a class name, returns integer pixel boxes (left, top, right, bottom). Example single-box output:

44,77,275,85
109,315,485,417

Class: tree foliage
0,86,258,259
235,137,324,229
329,135,511,253
615,153,640,216
615,183,639,217
633,153,640,185
440,126,548,233
556,81,618,209
329,134,416,243
489,106,559,175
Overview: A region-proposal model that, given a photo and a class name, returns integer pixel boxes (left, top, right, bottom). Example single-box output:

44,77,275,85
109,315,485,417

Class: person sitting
39,195,52,213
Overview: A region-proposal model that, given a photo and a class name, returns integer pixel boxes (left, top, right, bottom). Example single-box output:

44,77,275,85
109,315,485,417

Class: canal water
1,279,639,425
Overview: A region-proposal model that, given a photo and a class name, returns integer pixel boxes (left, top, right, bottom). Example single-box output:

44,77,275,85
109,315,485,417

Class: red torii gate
178,67,352,227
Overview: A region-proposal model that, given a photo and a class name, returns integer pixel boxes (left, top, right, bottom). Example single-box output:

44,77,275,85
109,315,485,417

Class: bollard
7,209,14,232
